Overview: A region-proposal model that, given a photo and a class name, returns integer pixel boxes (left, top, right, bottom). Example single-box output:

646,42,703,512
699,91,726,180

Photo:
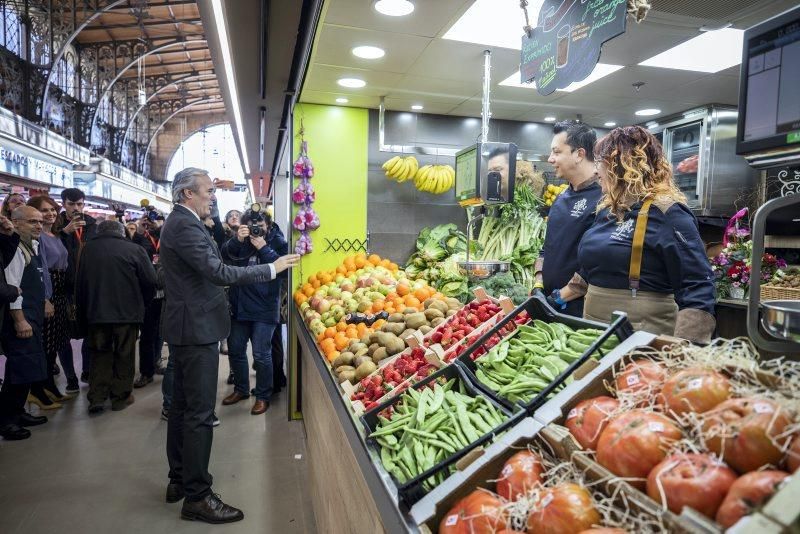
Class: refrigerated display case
648,106,760,217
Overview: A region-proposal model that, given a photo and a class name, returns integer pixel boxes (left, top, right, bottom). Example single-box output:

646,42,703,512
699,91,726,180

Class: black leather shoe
18,412,48,427
166,482,185,503
181,493,244,524
0,423,31,440
134,375,154,388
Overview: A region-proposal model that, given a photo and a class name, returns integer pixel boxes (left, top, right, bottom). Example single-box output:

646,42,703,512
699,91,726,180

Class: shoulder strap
628,198,653,297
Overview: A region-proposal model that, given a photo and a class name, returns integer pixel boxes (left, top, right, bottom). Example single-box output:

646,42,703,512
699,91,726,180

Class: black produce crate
455,294,634,413
360,363,525,507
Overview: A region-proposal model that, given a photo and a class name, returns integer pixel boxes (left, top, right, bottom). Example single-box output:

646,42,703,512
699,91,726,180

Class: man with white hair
159,168,299,524
76,220,157,414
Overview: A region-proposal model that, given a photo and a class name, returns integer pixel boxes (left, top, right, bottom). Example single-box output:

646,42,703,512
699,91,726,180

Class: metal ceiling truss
143,96,222,162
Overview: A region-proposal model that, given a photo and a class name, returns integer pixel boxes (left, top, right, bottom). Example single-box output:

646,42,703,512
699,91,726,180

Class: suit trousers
166,342,218,501
87,324,138,407
138,298,163,377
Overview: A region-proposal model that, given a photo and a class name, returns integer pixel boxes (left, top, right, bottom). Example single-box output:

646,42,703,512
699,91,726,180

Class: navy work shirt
577,201,715,315
541,180,603,316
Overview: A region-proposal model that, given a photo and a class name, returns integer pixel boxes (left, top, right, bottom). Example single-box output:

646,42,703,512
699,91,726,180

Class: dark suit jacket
159,204,276,346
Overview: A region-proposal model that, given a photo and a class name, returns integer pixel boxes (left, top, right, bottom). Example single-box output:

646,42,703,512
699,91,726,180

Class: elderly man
76,221,157,414
160,168,299,524
1,206,49,440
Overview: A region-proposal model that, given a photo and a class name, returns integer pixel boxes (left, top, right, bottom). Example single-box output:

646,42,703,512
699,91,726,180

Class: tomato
565,396,620,451
787,435,800,473
659,367,731,416
614,360,666,397
646,453,737,518
716,470,789,528
526,483,601,534
702,397,794,473
439,490,506,534
496,450,544,501
596,410,682,488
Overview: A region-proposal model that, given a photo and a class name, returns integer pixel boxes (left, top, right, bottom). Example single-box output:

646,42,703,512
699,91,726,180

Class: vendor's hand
273,254,301,274
0,215,14,235
63,218,86,234
237,226,250,242
250,235,267,250
45,300,55,319
14,319,33,339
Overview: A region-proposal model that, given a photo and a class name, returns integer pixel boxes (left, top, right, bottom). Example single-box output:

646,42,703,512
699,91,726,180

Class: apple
341,291,353,301
314,288,328,298
331,306,345,322
317,300,332,314
328,287,342,299
335,274,345,283
357,300,372,313
354,288,367,298
341,282,355,293
309,318,325,333
299,302,310,312
376,284,390,296
323,317,337,328
309,296,322,310
345,299,358,313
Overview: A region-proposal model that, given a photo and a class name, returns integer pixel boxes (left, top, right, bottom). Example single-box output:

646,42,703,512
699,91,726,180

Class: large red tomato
659,367,731,416
496,450,544,501
646,453,737,518
526,483,601,534
614,360,666,397
596,410,682,488
716,470,789,528
439,490,507,534
565,396,620,451
702,397,794,473
787,435,800,473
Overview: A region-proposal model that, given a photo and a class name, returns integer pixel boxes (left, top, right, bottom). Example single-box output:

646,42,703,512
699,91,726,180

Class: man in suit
160,168,299,524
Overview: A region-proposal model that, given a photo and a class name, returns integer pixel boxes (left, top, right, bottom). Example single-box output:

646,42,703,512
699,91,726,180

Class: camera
244,202,269,238
72,212,83,221
140,199,159,222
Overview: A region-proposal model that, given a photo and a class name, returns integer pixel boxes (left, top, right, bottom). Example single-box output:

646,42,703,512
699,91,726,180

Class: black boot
0,423,31,440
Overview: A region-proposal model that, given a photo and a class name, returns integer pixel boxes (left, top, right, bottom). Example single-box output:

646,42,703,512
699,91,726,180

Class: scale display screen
455,146,478,204
455,142,517,206
737,7,800,154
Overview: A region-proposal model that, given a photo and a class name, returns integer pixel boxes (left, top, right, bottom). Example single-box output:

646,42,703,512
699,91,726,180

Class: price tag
648,421,665,433
687,378,703,390
567,408,579,420
473,287,490,302
753,402,774,414
425,346,445,369
626,374,640,386
445,514,459,526
405,331,424,347
498,296,515,313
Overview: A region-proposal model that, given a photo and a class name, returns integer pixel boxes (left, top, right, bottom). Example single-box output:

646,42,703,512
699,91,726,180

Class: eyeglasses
13,219,44,225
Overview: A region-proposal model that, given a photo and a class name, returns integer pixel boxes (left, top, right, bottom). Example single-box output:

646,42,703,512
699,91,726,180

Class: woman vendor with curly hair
556,126,716,343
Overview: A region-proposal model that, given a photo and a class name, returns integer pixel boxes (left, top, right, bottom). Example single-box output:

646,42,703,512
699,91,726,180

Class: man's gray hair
98,220,125,237
172,167,210,203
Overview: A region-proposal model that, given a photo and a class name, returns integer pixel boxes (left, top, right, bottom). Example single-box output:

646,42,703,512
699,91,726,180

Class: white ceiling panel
322,0,472,38
389,74,481,101
303,64,405,98
405,38,521,82
299,90,382,110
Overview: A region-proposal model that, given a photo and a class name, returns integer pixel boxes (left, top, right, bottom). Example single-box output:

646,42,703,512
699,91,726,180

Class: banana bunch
382,155,419,183
414,164,455,194
544,183,568,206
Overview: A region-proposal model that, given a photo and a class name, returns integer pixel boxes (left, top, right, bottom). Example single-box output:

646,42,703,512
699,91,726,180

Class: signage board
0,142,72,187
521,0,627,95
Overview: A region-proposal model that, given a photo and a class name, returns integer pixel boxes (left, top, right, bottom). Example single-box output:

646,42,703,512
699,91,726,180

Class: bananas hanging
382,156,455,195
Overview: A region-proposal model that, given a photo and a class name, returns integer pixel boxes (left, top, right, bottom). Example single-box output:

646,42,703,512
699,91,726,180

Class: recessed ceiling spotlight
544,116,556,122
411,104,423,110
604,122,617,127
337,78,366,88
352,46,385,59
635,108,661,116
374,0,414,17
336,98,349,104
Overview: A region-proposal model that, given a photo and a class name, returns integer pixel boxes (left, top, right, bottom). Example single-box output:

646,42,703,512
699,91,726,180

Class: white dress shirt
4,240,40,310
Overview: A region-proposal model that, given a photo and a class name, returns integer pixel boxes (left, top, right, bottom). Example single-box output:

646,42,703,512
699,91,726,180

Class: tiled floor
0,341,316,534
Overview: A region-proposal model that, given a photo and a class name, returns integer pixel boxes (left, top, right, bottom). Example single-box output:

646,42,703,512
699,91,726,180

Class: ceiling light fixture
352,46,385,59
544,117,556,122
604,122,617,127
646,122,660,129
444,0,545,50
499,63,623,91
211,0,250,174
337,77,366,88
374,0,414,17
639,28,744,73
635,108,661,116
411,104,423,110
336,97,349,104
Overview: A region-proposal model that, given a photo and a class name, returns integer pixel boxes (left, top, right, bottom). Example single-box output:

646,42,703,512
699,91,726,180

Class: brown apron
583,199,678,336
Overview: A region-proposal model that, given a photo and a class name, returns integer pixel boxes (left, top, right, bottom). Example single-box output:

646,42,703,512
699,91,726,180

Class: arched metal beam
143,97,222,164
90,39,209,143
162,119,229,182
41,0,128,123
121,72,218,149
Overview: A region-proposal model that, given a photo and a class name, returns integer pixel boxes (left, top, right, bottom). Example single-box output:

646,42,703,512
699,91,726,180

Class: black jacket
76,232,157,328
0,232,21,336
54,211,98,299
132,228,160,261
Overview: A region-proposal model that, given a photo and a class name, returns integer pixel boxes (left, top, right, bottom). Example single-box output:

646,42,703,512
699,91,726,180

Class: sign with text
0,143,72,186
520,0,627,95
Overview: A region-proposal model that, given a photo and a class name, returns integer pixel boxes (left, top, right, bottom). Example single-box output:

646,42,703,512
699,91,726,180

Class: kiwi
339,370,356,384
353,355,372,369
405,312,428,330
419,325,433,335
446,309,458,317
431,317,446,327
424,308,445,321
333,352,355,368
372,347,388,363
368,343,380,356
401,328,416,339
381,322,406,336
355,361,378,380
388,313,405,323
349,342,368,354
354,348,369,359
429,300,450,314
384,337,406,356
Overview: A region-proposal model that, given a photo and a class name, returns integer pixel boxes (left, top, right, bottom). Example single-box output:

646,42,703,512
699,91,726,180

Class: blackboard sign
521,0,627,95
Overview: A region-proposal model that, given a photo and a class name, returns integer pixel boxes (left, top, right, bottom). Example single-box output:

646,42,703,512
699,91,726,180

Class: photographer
220,205,287,415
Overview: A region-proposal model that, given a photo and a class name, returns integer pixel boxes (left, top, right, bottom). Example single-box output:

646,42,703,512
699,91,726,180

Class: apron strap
629,198,654,297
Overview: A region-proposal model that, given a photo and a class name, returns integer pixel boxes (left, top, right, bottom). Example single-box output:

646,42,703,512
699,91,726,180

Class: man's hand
45,300,55,319
237,226,250,243
14,319,33,338
250,235,267,250
63,218,86,234
273,254,301,274
0,215,14,236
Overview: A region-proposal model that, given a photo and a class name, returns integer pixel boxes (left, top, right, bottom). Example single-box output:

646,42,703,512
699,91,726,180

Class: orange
294,293,307,305
356,323,367,335
319,273,331,285
335,322,347,332
336,265,347,275
389,262,398,271
384,305,395,314
316,333,325,344
303,286,315,298
308,274,318,285
396,284,410,297
334,334,349,352
324,327,337,339
372,319,386,330
311,280,320,289
355,252,367,261
346,327,357,338
326,350,340,363
432,292,444,300
414,288,430,301
371,300,385,313
320,338,335,353
380,259,391,268
354,257,366,269
395,304,406,314
404,295,420,308
368,254,381,266
385,292,398,301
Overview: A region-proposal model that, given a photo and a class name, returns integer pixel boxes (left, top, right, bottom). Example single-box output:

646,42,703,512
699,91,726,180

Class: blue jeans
162,344,175,411
228,320,276,401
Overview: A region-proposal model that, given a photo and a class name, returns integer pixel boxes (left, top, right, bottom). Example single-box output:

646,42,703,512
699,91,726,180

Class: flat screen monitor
737,6,800,155
455,145,479,205
455,142,517,206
